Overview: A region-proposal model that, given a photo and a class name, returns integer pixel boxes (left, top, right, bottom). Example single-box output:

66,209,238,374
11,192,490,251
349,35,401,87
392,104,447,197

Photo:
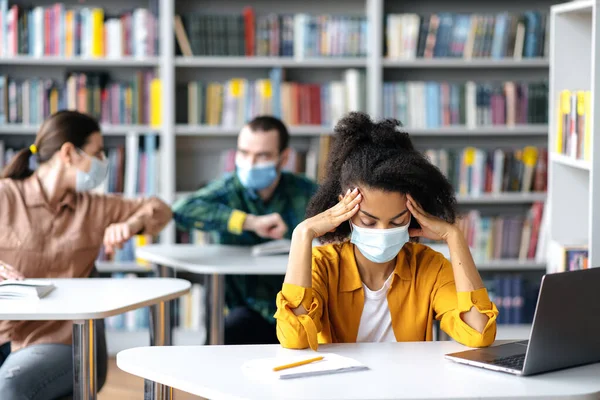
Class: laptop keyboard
490,354,525,370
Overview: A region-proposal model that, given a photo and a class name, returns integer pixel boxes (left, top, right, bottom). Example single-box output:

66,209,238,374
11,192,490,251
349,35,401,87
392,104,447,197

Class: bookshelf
0,0,565,350
546,0,599,272
0,124,157,135
382,58,550,68
175,56,368,68
0,56,160,66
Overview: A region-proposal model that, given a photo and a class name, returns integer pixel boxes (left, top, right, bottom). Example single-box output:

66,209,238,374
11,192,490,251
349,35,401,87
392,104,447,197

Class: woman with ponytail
274,112,498,350
0,111,172,399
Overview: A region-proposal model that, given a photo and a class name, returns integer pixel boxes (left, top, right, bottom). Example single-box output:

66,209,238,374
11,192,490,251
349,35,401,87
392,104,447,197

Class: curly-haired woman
274,112,498,350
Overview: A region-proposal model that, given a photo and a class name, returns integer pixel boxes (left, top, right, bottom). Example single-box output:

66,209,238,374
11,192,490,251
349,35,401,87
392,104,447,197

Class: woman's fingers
407,195,428,216
334,189,361,214
338,203,360,221
341,188,359,204
407,196,426,218
407,198,429,228
0,264,24,280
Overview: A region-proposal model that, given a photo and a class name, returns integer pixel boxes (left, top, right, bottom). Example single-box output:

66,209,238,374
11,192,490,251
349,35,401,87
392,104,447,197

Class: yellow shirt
274,242,498,351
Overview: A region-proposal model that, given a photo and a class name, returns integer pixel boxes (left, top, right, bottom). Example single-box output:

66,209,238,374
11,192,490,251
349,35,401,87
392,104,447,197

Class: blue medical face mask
350,216,411,263
75,150,109,193
235,160,279,191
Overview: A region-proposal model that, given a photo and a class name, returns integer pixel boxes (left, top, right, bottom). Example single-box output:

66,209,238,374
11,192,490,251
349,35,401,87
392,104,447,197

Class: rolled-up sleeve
99,194,172,235
433,260,498,348
274,254,329,351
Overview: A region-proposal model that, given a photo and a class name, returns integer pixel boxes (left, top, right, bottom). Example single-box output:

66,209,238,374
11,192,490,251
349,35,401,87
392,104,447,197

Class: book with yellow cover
91,8,105,58
150,79,162,127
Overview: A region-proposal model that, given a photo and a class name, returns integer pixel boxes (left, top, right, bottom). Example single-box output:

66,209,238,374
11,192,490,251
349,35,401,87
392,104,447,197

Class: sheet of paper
242,353,368,380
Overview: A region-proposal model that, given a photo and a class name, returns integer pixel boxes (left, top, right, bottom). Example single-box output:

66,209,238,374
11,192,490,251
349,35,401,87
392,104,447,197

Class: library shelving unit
547,0,600,271
0,0,565,350
171,0,561,342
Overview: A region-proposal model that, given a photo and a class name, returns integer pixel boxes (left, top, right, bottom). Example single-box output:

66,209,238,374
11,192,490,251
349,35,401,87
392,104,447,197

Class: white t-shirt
356,272,396,343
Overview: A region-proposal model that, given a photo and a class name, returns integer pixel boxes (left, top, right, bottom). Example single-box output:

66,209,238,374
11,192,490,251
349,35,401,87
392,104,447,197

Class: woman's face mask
350,216,411,263
74,149,109,193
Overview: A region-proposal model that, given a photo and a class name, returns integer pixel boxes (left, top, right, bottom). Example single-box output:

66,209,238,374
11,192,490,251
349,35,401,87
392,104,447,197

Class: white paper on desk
242,353,368,380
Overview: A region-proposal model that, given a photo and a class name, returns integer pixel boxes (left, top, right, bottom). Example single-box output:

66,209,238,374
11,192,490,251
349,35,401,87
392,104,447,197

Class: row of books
183,68,365,127
386,12,548,60
382,81,548,129
105,274,204,333
424,147,548,195
173,145,548,199
0,1,159,58
484,274,539,325
175,9,367,58
555,90,591,161
2,139,547,202
456,202,546,262
0,72,161,126
100,135,161,196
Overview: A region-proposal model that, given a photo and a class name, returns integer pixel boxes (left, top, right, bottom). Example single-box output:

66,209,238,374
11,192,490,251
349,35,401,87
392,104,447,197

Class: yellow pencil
273,356,324,372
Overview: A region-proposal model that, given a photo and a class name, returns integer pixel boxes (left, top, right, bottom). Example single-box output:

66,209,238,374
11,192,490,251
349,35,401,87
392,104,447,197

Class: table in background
0,278,190,400
116,341,600,400
136,244,288,345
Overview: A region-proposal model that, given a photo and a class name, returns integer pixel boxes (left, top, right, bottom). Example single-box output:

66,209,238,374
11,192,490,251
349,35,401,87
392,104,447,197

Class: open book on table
251,239,292,256
0,280,55,299
242,353,368,380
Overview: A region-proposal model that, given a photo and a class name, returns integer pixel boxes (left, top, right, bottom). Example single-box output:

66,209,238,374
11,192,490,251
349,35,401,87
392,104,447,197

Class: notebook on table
242,353,368,380
0,280,55,299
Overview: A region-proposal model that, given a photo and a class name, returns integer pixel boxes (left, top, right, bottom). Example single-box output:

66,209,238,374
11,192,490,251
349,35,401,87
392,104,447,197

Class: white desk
136,244,288,345
0,278,190,400
136,244,289,275
117,341,600,400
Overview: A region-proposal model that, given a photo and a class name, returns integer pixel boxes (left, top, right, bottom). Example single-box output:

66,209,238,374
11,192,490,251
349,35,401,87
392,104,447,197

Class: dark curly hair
306,112,458,243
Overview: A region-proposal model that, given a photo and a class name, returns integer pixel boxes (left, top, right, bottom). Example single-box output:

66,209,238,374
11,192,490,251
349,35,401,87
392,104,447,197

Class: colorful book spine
0,3,158,57
0,72,157,125
175,10,368,58
184,68,365,127
386,12,548,60
383,81,548,128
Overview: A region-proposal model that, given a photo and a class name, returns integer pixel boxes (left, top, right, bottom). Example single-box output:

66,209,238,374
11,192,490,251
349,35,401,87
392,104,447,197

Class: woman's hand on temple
297,188,362,240
406,194,459,242
0,260,24,281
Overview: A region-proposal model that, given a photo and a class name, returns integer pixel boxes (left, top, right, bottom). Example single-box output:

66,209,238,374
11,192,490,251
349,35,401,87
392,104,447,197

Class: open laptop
445,267,600,376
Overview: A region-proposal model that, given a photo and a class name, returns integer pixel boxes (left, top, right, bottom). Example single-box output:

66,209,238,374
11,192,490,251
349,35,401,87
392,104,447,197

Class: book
176,11,368,58
242,353,368,380
386,12,548,60
383,80,548,129
184,69,366,128
0,279,55,299
251,239,291,256
0,3,158,58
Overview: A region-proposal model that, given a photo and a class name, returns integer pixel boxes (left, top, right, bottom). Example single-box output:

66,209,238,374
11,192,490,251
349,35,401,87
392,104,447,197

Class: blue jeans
0,321,108,400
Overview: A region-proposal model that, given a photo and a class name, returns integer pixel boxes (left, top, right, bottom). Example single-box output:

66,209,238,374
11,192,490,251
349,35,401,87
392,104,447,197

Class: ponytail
1,110,100,181
1,148,34,180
